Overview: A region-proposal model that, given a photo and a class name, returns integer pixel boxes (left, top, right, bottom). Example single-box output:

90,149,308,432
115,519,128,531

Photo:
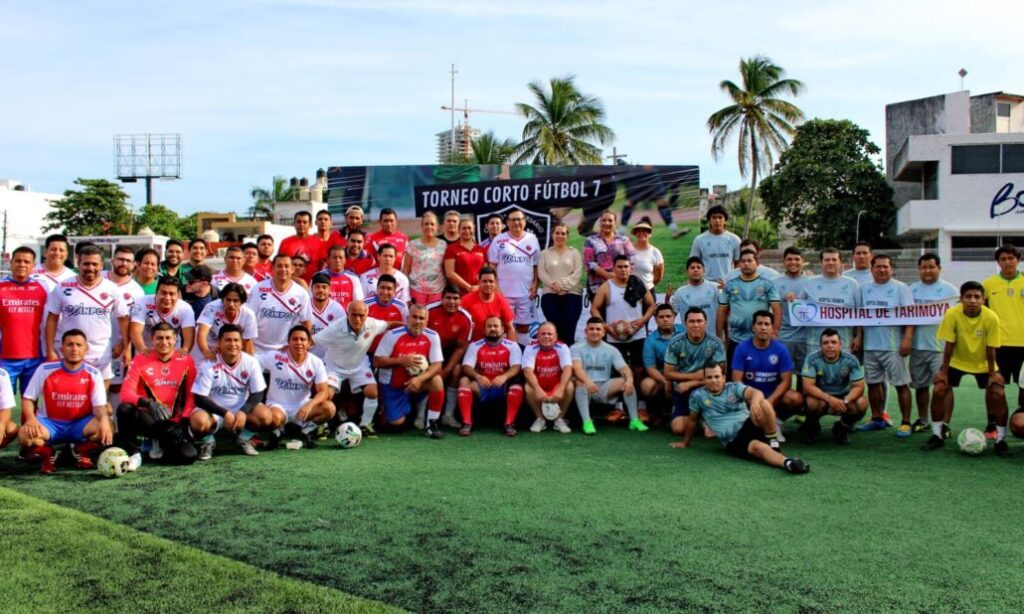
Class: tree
707,55,805,238
513,76,615,165
249,176,296,221
134,203,194,240
43,178,134,236
469,132,517,165
759,119,895,249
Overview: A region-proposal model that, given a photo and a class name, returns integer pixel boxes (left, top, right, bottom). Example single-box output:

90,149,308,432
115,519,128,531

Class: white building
888,90,1024,286
0,179,61,258
436,123,480,163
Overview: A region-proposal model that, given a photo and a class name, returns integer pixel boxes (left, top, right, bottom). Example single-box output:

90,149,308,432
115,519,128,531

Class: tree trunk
743,130,758,239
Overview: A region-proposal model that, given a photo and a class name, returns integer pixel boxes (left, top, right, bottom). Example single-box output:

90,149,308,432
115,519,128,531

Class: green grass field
3,385,1023,612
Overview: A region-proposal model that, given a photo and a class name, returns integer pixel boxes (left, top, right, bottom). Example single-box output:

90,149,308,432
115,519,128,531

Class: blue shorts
0,358,43,395
37,415,92,444
381,385,425,423
478,385,506,405
671,389,692,419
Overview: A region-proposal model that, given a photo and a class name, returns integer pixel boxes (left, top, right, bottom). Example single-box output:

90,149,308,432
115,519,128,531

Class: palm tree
707,55,805,238
469,132,517,165
514,76,615,165
249,176,297,221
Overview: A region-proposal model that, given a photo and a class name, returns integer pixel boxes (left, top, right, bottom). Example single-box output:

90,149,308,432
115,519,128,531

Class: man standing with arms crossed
689,205,740,285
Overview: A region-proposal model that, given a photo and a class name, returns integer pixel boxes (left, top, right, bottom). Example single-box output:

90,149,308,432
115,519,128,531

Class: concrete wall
970,94,996,133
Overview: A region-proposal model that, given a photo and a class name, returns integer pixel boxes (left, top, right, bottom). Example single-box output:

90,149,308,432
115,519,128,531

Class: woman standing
583,210,636,299
444,217,488,294
539,223,584,345
403,212,447,305
630,217,664,293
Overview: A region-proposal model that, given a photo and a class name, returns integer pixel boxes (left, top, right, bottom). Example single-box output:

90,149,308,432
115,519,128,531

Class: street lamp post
855,210,866,244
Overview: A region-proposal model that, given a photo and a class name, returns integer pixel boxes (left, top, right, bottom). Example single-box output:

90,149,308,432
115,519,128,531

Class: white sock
360,397,378,427
444,387,457,416
997,426,1006,441
427,409,440,422
932,422,943,437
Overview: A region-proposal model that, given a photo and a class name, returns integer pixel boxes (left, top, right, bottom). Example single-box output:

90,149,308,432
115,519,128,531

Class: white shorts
268,403,312,427
507,295,537,326
326,358,376,393
86,354,114,381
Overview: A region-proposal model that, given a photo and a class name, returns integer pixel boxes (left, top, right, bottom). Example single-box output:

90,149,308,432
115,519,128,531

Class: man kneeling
801,328,869,445
681,363,810,474
458,316,523,437
571,317,647,435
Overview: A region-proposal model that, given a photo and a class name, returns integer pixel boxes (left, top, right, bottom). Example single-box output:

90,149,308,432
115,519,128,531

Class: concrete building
888,90,1024,285
436,123,480,163
0,179,60,260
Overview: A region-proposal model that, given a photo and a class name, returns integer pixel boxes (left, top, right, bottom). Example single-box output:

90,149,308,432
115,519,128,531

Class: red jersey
23,361,106,421
345,251,377,277
367,230,410,263
427,305,473,356
322,270,363,309
366,297,409,354
374,327,443,388
522,342,573,390
0,276,48,359
278,235,323,281
460,291,514,341
463,338,522,379
443,242,488,291
314,232,346,271
120,352,197,421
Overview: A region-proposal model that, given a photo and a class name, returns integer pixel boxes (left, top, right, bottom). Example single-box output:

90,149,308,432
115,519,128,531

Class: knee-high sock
623,389,638,420
574,386,592,422
458,387,474,424
360,396,378,427
444,387,458,416
427,390,444,421
506,385,523,425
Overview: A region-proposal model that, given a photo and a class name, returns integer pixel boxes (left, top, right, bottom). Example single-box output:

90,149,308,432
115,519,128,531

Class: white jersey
487,231,540,298
314,316,389,373
45,277,129,362
0,368,14,409
130,298,196,349
31,265,76,293
309,301,347,359
211,270,258,294
258,350,328,410
193,300,259,364
246,280,313,352
191,353,266,413
103,273,146,348
360,268,411,303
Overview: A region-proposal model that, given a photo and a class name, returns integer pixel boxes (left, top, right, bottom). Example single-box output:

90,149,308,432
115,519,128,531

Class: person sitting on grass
680,363,810,474
664,307,727,445
800,328,869,445
922,281,1009,456
571,316,647,435
457,316,524,437
18,329,113,474
522,322,575,434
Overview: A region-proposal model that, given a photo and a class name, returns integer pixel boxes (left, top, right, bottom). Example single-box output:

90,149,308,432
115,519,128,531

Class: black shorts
724,417,768,460
997,346,1024,384
948,367,989,389
609,339,646,369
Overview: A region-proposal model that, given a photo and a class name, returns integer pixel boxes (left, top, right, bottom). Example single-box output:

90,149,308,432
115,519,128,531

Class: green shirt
664,332,726,373
801,350,864,396
689,382,750,445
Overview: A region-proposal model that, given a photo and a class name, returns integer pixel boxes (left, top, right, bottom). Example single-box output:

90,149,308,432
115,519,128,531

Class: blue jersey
664,332,726,373
773,273,809,343
670,281,719,336
720,275,781,343
910,280,958,352
689,382,750,445
730,339,794,398
642,325,685,370
689,231,741,282
801,274,860,350
801,350,864,396
843,268,874,286
860,280,914,352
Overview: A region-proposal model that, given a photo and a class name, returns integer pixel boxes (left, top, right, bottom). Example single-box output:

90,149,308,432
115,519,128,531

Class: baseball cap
311,272,331,286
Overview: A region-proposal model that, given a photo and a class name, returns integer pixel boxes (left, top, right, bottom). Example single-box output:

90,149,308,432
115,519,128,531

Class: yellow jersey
936,304,1001,374
982,272,1024,346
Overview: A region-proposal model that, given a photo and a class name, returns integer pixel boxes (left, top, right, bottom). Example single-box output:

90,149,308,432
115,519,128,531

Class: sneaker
37,445,57,475
881,411,894,426
984,422,998,440
459,423,473,437
300,431,318,449
71,442,98,470
832,422,851,445
911,419,930,433
775,419,787,444
637,409,650,423
784,458,811,474
529,418,547,433
629,418,649,432
424,419,444,439
605,408,625,423
768,438,781,451
148,440,164,460
553,418,571,434
921,434,945,451
236,436,260,456
198,439,216,461
856,418,888,432
127,453,142,471
896,423,912,438
504,423,517,437
671,227,690,239
440,413,461,429
582,420,597,435
315,425,328,441
942,423,951,440
995,440,1012,458
362,422,378,438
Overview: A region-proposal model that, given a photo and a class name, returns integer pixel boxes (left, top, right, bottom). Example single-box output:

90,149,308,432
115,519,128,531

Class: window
952,235,998,249
1004,144,1024,173
997,102,1012,118
952,145,1000,174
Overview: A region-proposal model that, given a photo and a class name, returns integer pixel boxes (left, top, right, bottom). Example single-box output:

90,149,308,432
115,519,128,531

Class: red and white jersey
522,342,572,390
427,305,473,356
365,297,409,354
366,230,410,264
0,276,49,360
278,235,324,280
320,269,364,309
360,268,410,303
462,338,522,379
193,300,259,364
31,265,76,293
374,327,443,388
120,353,197,420
130,298,196,349
345,251,377,277
314,232,346,271
103,274,146,350
246,280,313,352
258,350,328,410
23,361,106,421
251,261,273,282
0,368,15,409
191,353,266,413
487,231,540,298
309,300,347,360
45,277,129,362
211,270,258,294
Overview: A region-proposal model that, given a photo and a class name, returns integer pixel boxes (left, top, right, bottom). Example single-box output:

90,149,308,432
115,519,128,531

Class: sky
1,0,1020,214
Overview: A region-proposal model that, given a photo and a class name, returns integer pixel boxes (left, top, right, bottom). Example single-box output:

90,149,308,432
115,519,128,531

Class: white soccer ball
607,319,636,342
541,402,561,421
405,354,429,376
97,447,131,478
335,422,363,448
957,427,987,456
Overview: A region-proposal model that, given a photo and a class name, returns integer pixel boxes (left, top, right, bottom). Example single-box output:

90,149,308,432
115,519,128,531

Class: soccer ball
405,354,429,376
96,447,131,478
957,428,987,456
335,422,363,448
541,402,560,421
607,320,636,342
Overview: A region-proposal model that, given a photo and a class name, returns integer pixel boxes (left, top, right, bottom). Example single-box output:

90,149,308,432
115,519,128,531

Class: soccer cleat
71,442,98,470
921,435,945,451
629,418,649,432
459,423,473,437
637,409,650,423
553,418,571,434
784,458,810,474
911,419,930,433
424,419,444,439
236,436,260,456
896,423,912,438
605,408,625,423
995,440,1012,458
984,422,998,440
856,418,888,432
315,425,329,441
529,418,547,433
36,445,57,474
774,419,787,444
440,413,461,429
300,431,318,449
504,423,517,437
148,440,164,460
832,422,851,445
881,411,893,426
941,423,951,440
127,453,143,471
582,420,597,435
198,439,216,461
362,422,378,438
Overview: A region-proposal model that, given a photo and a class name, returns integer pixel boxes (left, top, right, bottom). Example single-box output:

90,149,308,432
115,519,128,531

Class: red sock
506,385,523,426
427,389,444,421
458,387,474,424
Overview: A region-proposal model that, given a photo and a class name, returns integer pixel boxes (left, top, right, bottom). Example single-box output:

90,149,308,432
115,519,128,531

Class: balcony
892,137,934,181
897,199,942,235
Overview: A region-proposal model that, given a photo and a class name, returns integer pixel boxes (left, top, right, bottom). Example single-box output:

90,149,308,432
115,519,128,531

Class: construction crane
440,99,519,120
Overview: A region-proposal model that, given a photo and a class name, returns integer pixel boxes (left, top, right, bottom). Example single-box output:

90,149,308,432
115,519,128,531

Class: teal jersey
843,268,874,286
664,332,726,373
570,340,626,385
801,275,860,350
689,382,750,445
689,231,741,282
643,325,685,370
773,273,809,343
860,280,914,351
670,281,719,335
719,275,781,343
910,280,959,351
801,350,864,395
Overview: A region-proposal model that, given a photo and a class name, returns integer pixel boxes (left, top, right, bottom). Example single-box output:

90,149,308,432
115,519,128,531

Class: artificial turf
3,386,1023,612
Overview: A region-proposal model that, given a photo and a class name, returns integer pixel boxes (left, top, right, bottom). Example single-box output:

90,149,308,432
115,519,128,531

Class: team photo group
2,202,1021,477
